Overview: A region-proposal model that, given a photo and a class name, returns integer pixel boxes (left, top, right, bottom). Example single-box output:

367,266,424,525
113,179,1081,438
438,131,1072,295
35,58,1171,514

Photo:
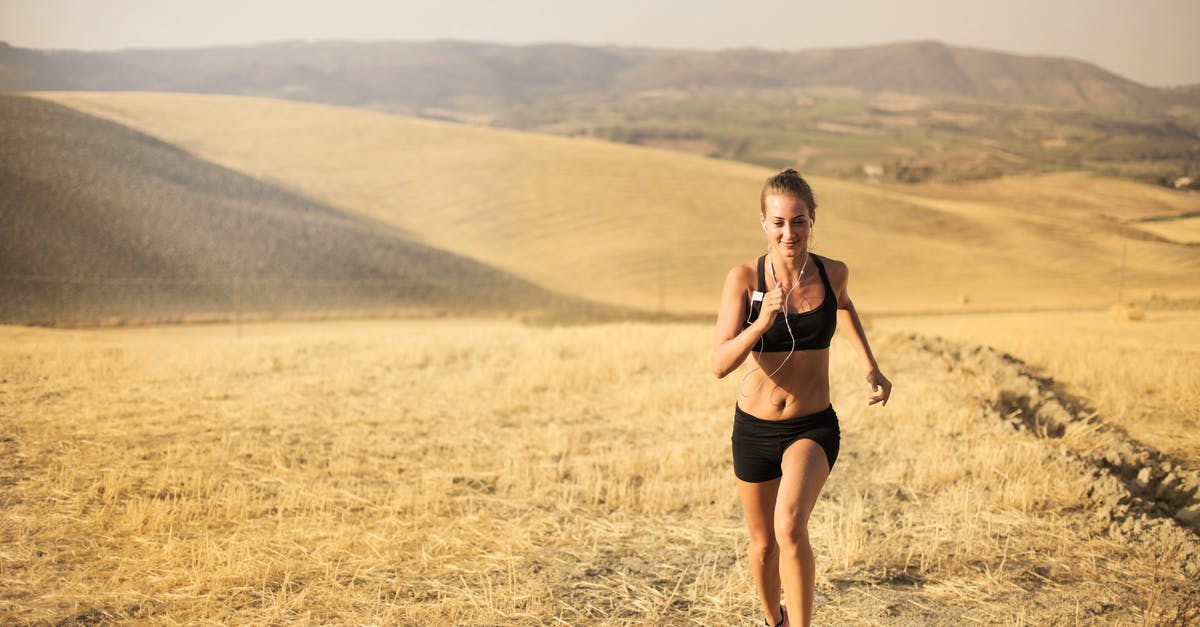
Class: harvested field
4,90,1198,626
2,319,1196,624
34,92,1200,315
874,310,1200,472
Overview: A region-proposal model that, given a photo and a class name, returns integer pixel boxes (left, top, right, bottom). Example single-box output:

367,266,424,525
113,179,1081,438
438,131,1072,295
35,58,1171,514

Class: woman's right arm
712,265,779,379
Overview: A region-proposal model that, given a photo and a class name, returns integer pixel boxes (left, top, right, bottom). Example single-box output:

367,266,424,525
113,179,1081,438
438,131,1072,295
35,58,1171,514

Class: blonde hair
760,168,817,217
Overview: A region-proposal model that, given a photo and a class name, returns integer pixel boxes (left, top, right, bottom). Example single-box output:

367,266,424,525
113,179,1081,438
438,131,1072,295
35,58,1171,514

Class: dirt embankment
910,334,1200,575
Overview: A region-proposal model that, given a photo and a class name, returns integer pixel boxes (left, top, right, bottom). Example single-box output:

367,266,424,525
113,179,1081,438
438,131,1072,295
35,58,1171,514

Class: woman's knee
774,513,810,550
748,533,779,563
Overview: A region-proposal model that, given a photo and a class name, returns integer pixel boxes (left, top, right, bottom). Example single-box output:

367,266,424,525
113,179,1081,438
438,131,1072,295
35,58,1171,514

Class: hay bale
1108,302,1146,321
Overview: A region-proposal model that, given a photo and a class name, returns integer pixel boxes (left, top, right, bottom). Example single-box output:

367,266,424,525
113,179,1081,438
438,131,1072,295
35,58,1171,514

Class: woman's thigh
774,439,831,533
737,477,782,541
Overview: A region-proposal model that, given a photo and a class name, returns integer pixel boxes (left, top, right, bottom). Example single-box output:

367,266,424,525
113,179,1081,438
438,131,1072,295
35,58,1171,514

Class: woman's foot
764,604,788,627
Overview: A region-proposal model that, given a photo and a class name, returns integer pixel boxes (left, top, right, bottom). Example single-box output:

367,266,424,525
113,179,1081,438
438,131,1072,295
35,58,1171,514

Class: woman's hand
756,285,785,327
866,369,892,406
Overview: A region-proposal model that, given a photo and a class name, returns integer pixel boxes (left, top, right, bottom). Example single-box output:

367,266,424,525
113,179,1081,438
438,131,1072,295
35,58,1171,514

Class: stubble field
3,318,1197,625
5,90,1199,625
874,310,1200,473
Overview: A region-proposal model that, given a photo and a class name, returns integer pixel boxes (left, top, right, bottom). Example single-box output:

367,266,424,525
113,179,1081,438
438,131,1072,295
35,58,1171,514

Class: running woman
712,168,892,627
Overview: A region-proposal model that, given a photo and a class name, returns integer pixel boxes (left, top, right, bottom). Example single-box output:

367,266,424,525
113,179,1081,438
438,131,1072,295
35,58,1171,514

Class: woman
712,169,891,627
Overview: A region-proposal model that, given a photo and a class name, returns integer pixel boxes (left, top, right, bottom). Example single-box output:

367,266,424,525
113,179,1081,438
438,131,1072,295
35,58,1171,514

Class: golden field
2,319,1197,625
4,91,1197,625
33,92,1200,315
874,310,1200,473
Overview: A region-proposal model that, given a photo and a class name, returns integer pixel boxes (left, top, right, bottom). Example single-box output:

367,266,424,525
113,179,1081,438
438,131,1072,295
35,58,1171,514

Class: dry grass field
6,91,1197,625
3,319,1197,625
33,92,1200,315
874,310,1200,473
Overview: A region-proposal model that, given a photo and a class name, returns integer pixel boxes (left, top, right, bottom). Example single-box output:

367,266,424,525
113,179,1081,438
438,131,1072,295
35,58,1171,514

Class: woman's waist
735,399,836,425
735,386,832,421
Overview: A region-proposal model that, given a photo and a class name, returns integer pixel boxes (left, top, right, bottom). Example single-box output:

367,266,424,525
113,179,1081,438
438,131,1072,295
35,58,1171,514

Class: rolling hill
33,92,1200,316
1,39,1188,111
0,94,580,325
6,40,1196,186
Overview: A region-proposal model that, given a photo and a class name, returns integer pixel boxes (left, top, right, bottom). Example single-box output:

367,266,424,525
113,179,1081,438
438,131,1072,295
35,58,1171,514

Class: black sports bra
743,254,837,352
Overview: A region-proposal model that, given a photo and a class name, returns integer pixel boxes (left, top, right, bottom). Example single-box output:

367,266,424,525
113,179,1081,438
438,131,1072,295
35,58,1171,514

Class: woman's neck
769,249,810,288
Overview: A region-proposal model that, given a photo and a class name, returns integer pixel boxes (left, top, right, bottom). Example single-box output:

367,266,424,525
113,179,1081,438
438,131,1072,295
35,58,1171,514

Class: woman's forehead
763,194,811,217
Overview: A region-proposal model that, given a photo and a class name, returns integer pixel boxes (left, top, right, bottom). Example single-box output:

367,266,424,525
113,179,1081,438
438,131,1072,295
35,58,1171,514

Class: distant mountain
0,94,576,325
0,39,1191,112
605,41,1186,110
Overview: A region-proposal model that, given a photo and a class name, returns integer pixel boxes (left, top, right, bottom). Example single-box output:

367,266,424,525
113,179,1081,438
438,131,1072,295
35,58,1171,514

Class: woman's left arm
830,259,892,406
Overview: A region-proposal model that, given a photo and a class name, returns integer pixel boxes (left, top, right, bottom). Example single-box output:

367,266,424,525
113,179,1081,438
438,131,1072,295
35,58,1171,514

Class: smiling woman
711,168,891,627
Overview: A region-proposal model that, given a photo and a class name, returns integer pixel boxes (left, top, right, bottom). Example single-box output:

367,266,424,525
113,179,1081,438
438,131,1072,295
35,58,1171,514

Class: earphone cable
738,251,808,398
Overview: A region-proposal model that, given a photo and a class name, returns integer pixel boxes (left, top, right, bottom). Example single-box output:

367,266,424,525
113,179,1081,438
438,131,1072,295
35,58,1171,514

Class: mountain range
7,38,1196,185
1,39,1193,112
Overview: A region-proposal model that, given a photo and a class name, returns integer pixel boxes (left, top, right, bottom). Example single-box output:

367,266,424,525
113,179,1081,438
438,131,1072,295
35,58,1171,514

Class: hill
0,39,1185,111
5,40,1196,186
0,94,578,325
34,92,1200,316
609,41,1178,110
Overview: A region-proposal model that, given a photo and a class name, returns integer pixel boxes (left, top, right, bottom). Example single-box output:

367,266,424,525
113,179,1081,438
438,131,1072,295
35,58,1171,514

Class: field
874,310,1200,473
33,92,1200,316
494,86,1200,187
4,90,1198,624
2,318,1197,625
0,94,573,326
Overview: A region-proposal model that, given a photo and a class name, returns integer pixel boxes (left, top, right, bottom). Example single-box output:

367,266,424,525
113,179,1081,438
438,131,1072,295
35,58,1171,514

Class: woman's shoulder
723,258,760,289
814,253,846,270
814,253,849,284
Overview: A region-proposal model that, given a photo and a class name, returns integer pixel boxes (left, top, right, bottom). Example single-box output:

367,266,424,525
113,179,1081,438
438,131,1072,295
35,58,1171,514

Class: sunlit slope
0,94,566,325
38,92,1200,314
35,92,779,314
842,174,1200,309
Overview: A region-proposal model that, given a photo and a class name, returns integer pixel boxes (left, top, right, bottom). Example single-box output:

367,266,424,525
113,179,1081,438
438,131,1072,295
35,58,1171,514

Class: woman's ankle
764,604,785,627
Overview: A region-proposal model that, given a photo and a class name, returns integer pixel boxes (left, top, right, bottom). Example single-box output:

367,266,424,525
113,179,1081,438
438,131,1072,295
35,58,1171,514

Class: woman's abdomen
736,349,831,420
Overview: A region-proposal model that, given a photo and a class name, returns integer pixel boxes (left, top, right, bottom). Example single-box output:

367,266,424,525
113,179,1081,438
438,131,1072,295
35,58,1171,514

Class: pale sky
1,0,1197,87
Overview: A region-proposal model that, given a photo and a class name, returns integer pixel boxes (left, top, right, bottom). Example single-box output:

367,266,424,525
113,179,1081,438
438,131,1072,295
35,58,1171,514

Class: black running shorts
731,404,840,483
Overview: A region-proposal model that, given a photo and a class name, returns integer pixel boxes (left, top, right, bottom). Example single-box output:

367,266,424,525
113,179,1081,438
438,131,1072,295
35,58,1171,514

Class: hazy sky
2,0,1198,86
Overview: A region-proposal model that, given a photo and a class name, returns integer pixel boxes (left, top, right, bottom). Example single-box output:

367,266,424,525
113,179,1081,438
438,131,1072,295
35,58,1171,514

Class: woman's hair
760,168,817,216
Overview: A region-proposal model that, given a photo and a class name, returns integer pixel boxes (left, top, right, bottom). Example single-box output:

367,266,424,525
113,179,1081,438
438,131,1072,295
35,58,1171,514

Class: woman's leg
774,440,831,627
737,477,784,625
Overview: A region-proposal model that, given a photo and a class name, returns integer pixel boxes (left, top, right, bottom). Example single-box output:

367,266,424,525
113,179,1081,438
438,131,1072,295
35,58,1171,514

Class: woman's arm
712,265,782,379
831,260,892,405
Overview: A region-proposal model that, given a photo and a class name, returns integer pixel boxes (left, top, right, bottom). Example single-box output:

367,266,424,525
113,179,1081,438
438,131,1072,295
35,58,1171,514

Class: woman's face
761,194,813,256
